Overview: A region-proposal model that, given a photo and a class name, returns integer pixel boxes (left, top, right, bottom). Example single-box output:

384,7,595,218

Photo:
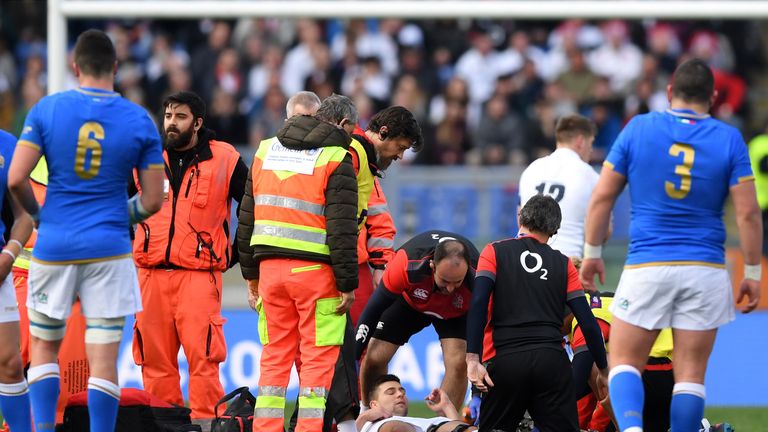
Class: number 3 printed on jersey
520,250,548,280
535,182,565,202
665,143,694,199
75,122,104,179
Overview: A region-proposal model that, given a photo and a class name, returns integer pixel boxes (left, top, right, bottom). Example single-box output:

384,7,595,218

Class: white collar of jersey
76,87,120,97
552,147,582,161
666,108,710,119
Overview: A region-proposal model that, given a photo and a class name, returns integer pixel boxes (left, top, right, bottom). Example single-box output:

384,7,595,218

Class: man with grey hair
285,90,321,118
316,93,359,134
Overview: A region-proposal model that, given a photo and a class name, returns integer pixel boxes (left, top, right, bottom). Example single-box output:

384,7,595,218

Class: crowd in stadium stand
0,9,764,166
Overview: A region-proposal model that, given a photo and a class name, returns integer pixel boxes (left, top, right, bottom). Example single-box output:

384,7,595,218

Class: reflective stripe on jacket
250,138,348,256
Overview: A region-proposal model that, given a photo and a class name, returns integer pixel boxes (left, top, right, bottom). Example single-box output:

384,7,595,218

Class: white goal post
48,0,768,93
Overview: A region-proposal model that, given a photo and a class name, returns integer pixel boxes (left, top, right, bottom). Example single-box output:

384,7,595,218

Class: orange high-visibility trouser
255,258,344,432
13,270,89,425
133,268,226,419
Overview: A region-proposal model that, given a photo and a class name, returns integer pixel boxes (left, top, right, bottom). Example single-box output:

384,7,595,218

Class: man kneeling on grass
357,374,476,432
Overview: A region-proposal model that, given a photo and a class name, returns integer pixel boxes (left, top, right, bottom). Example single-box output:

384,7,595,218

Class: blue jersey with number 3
605,109,753,266
18,87,163,263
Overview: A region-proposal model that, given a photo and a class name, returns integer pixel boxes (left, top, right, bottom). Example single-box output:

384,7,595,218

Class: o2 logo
520,251,548,280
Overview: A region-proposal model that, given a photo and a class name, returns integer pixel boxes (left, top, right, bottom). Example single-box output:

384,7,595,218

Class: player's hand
737,278,761,313
336,290,355,314
359,405,392,424
0,252,12,281
246,279,259,311
466,357,494,392
424,388,451,413
580,258,605,293
469,395,482,425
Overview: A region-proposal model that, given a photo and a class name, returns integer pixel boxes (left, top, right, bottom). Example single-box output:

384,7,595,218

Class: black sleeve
236,163,259,280
567,295,608,370
227,157,249,268
572,351,596,400
228,157,249,203
354,283,398,359
324,153,359,293
467,275,494,356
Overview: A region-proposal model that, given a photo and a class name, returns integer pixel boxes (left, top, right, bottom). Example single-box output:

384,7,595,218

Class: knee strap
85,317,126,344
28,309,66,341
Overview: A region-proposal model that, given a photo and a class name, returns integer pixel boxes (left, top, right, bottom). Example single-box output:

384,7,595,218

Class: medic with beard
129,91,248,428
355,231,479,411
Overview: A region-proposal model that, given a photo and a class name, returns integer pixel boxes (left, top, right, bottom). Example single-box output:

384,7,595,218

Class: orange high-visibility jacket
133,139,241,271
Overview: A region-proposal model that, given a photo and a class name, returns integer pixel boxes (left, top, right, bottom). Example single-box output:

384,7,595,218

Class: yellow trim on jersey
31,253,132,265
624,261,725,269
738,175,756,183
603,161,615,170
145,163,165,170
75,88,120,98
18,140,41,151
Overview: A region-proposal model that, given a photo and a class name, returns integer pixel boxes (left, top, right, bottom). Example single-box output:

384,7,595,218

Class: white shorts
27,257,142,320
0,275,19,323
360,416,453,432
611,265,734,330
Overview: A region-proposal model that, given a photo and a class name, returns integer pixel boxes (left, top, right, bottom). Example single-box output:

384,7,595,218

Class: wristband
1,249,16,261
8,240,22,250
745,264,762,281
128,195,152,224
583,243,603,259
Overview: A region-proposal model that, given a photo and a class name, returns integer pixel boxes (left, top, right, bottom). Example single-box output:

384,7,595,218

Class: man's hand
579,258,605,293
737,278,761,313
468,395,482,425
336,290,355,314
466,355,494,393
424,388,450,413
358,406,392,424
247,279,259,311
0,252,13,281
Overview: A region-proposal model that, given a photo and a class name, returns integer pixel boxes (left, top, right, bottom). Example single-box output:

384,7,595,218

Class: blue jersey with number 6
605,108,753,267
18,87,163,263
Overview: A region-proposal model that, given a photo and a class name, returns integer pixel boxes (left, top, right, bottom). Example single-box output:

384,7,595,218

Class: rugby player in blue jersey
581,58,762,432
8,29,164,432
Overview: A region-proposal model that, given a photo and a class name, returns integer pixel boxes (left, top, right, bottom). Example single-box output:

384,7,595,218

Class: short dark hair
434,238,470,266
519,195,562,237
671,58,714,105
367,374,401,403
163,91,206,123
555,114,597,144
367,106,424,152
73,29,116,78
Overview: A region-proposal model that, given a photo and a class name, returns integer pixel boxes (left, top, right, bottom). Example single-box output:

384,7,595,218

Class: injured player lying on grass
357,374,476,432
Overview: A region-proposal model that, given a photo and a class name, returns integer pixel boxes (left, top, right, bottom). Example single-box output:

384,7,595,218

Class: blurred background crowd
1,2,767,167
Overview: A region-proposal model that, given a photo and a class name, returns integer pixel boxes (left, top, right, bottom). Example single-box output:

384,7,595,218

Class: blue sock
88,377,121,432
0,380,32,432
28,364,60,432
671,382,706,432
609,365,645,432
